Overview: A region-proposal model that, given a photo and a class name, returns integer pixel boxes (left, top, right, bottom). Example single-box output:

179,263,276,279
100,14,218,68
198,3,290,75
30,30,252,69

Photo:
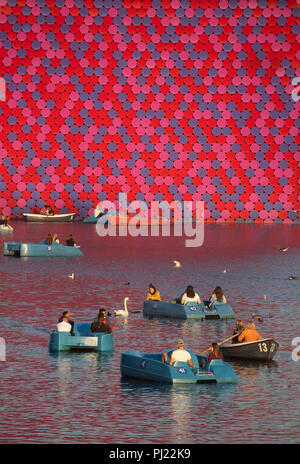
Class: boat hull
143,300,236,320
49,322,113,352
220,338,279,361
23,213,76,222
3,241,83,258
121,349,238,384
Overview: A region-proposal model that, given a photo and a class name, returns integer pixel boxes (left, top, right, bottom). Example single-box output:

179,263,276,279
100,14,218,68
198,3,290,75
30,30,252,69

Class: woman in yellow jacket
146,284,161,302
238,321,262,343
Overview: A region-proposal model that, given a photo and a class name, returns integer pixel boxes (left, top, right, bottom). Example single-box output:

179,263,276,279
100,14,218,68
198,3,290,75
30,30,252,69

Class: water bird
223,269,227,273
252,313,263,323
277,246,289,252
68,273,74,279
289,276,300,280
173,260,182,268
114,297,129,317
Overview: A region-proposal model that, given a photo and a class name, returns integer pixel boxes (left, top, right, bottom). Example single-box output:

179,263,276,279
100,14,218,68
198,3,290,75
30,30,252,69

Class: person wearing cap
56,316,72,333
163,339,195,368
146,284,161,301
58,311,74,335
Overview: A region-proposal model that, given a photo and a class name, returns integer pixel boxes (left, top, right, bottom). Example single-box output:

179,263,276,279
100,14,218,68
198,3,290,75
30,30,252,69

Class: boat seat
73,322,93,337
208,359,224,368
172,361,190,368
185,300,205,310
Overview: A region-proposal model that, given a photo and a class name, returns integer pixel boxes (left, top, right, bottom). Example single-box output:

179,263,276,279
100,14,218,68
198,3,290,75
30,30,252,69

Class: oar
279,344,300,356
199,333,239,355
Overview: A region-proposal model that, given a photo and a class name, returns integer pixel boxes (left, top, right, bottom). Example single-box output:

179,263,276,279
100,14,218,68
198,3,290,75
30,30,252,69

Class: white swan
114,297,129,317
68,273,74,279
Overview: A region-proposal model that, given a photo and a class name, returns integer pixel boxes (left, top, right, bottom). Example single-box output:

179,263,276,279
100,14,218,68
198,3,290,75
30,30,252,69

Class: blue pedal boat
49,322,114,352
3,241,83,258
82,212,108,224
143,300,236,320
121,349,238,384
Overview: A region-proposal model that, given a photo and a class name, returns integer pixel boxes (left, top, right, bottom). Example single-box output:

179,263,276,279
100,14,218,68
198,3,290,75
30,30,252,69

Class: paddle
199,333,239,355
279,344,300,356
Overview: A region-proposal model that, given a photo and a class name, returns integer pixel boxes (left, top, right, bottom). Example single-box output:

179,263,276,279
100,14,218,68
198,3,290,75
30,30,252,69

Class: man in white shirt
56,316,72,332
169,339,195,368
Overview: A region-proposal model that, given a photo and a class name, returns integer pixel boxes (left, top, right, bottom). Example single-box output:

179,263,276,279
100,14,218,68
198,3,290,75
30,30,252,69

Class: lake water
0,221,299,444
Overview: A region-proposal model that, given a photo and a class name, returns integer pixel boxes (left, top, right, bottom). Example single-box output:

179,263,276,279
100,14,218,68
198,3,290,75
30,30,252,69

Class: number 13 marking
258,342,268,352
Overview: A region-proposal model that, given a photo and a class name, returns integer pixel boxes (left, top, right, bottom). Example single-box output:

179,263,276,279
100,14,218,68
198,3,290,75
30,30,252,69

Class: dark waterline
0,222,299,444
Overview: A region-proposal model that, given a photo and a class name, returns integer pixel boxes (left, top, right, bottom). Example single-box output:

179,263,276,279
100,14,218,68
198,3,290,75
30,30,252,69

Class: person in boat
44,205,54,216
93,308,111,323
231,320,244,344
181,285,201,305
199,342,224,367
209,286,227,305
146,284,161,302
207,343,224,362
162,339,195,368
169,339,195,367
238,321,262,343
52,233,59,244
0,214,8,226
45,233,53,245
66,234,76,246
58,311,74,335
56,316,72,333
91,313,113,334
